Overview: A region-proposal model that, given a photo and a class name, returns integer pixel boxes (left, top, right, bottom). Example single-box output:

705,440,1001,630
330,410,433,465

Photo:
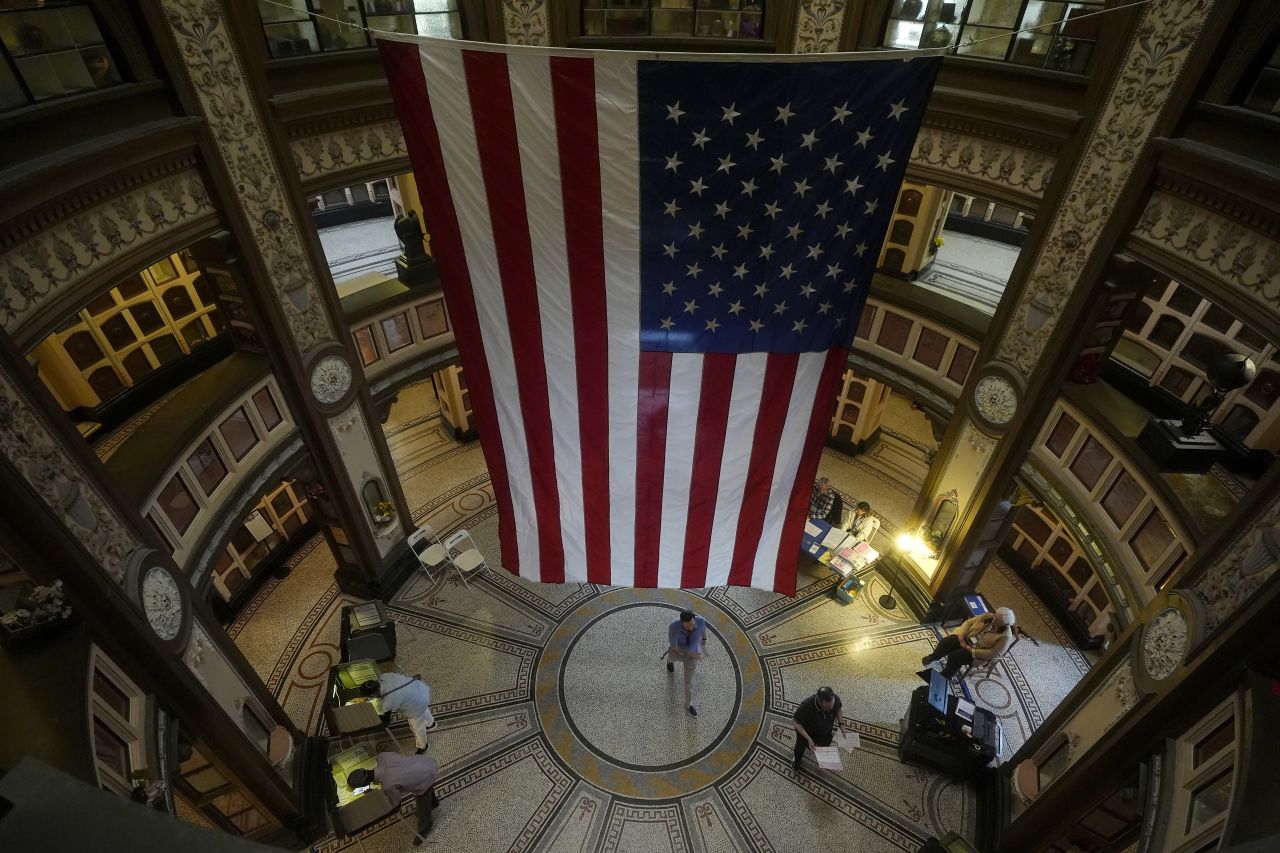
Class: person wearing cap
667,609,708,716
921,607,1017,678
346,746,439,845
792,686,846,770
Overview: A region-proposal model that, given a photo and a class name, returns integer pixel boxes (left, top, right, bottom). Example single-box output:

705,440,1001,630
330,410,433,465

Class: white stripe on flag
703,353,768,587
506,54,589,583
655,354,703,587
595,58,640,587
751,352,827,589
419,46,542,578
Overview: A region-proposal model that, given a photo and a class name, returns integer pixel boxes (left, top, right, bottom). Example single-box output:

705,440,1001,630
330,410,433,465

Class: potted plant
372,501,396,524
0,580,74,646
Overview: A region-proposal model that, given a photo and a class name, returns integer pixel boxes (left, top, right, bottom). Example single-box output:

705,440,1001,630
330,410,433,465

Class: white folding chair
443,528,488,587
407,525,450,580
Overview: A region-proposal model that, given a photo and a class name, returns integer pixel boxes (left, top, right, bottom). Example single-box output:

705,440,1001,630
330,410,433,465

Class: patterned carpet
226,381,1089,852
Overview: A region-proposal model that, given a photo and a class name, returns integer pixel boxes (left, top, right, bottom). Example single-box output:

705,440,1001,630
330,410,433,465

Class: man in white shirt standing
361,672,435,753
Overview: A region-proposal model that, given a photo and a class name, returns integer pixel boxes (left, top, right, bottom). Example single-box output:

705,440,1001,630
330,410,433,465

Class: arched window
897,189,923,216
582,1,765,39
888,219,914,245
881,248,906,274
0,3,124,113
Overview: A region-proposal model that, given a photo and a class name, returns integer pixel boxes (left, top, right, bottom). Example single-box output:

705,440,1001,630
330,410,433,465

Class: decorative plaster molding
909,125,1055,202
1140,606,1188,681
1193,495,1280,631
0,169,213,332
0,371,140,586
994,0,1217,378
502,0,549,46
973,374,1018,428
793,0,847,54
160,0,333,353
1132,190,1280,321
1105,661,1138,730
961,420,996,458
291,120,409,185
310,353,353,406
141,565,185,642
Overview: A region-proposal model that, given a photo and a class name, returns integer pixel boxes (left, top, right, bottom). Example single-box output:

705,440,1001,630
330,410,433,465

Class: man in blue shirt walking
667,609,707,716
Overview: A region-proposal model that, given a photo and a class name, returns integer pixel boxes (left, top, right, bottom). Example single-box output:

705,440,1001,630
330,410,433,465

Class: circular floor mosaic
536,588,765,799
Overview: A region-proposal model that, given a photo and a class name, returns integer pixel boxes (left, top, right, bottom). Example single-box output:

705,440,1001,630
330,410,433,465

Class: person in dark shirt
791,686,846,770
347,749,439,845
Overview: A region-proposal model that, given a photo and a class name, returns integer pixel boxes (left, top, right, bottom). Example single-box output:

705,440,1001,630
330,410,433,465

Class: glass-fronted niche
582,1,764,39
1114,276,1280,452
28,250,226,436
210,479,311,605
882,0,1103,74
0,1,123,113
257,0,462,58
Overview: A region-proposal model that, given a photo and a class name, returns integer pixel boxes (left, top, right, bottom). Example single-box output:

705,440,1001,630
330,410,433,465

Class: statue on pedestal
393,210,434,286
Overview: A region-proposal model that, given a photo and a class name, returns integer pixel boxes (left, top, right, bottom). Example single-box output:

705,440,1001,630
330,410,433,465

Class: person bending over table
361,672,436,754
792,686,846,770
920,607,1016,678
347,747,439,845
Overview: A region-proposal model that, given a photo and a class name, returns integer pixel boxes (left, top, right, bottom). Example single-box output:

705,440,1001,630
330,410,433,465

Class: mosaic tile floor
228,380,1090,852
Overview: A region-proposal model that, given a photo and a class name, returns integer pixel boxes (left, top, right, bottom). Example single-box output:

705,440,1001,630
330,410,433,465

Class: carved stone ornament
0,169,213,333
310,353,353,406
960,420,996,458
793,0,847,54
291,121,408,187
0,374,139,586
1194,497,1280,632
1133,190,1280,329
142,565,184,642
910,125,1055,203
973,374,1018,427
993,0,1217,378
502,0,549,46
1141,607,1188,682
160,0,333,353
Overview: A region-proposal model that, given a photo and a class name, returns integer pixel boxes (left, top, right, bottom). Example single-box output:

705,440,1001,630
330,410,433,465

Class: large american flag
378,36,938,594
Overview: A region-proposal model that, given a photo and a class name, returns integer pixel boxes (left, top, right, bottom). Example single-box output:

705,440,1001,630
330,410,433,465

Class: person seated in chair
844,501,880,544
920,607,1016,679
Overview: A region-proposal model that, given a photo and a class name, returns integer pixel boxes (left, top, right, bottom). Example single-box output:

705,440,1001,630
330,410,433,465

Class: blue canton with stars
638,57,939,354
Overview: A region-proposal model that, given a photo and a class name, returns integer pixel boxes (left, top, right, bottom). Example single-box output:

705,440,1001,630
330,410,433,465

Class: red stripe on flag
680,354,736,588
635,352,672,588
376,40,520,571
462,50,567,583
727,353,800,587
772,348,849,596
549,57,611,585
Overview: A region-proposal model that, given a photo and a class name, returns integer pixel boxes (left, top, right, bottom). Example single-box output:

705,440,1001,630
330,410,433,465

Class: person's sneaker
415,746,428,755
688,705,698,717
667,661,675,673
921,656,930,667
792,758,802,771
424,721,438,731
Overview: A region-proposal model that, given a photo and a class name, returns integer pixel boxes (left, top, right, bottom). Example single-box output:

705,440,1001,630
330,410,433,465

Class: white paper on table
837,731,861,750
821,528,849,550
804,520,822,538
813,745,843,770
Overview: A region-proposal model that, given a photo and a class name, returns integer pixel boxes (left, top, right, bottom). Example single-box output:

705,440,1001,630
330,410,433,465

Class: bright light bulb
896,533,915,553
